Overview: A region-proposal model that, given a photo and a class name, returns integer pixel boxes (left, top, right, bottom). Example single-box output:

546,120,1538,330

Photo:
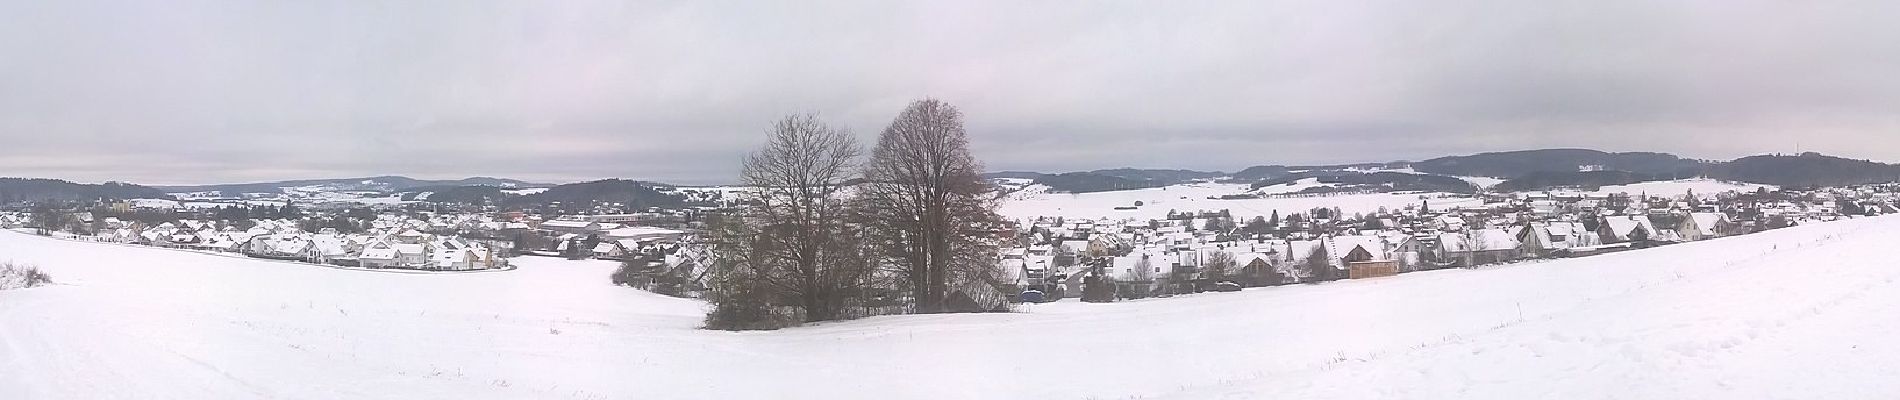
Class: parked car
1212,281,1243,292
1018,289,1045,303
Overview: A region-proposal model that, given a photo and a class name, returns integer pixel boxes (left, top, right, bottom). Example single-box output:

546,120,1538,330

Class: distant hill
980,171,1053,180
1286,162,1403,171
1229,165,1292,180
1085,168,1223,185
158,176,539,196
0,178,168,203
1252,171,1478,194
1711,153,1900,187
1032,172,1168,193
1412,149,1707,179
399,185,509,204
395,179,689,209
1491,171,1663,192
986,168,1224,189
510,179,684,209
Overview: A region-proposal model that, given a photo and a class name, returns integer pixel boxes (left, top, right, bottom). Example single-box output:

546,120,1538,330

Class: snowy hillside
1565,178,1774,197
7,216,1900,399
997,182,1481,221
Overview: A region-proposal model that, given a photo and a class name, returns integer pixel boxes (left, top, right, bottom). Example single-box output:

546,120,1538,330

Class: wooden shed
1347,260,1399,279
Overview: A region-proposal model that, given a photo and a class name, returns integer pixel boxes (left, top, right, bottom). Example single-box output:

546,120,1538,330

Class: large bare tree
856,99,1002,313
714,114,870,325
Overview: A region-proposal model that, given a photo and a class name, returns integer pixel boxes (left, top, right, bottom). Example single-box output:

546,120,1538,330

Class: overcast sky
4,1,1898,185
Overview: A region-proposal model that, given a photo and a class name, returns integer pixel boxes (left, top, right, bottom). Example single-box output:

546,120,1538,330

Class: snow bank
5,216,1900,399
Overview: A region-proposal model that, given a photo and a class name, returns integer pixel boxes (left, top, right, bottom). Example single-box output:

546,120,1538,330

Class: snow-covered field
6,216,1900,399
501,187,549,195
998,183,1480,221
995,177,1771,222
1544,178,1774,198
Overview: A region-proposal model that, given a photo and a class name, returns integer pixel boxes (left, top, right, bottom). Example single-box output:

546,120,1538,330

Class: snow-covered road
5,217,1900,399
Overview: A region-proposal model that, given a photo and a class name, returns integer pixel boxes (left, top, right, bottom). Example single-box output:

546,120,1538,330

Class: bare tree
702,215,779,330
1124,255,1155,283
711,114,870,325
1202,251,1237,282
856,99,1002,313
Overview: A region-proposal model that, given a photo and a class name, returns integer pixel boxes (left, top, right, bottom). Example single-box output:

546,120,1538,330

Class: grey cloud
4,0,1899,185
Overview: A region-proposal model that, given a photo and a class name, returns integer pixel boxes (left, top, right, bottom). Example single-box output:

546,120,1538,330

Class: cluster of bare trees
704,99,1003,330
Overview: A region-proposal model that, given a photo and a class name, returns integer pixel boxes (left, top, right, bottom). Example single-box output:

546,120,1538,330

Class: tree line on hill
0,178,166,204
1712,153,1900,187
1409,149,1708,179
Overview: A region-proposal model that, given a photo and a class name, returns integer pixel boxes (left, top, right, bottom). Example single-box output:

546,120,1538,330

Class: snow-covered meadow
998,182,1482,222
1548,178,1775,198
997,177,1773,223
6,215,1900,398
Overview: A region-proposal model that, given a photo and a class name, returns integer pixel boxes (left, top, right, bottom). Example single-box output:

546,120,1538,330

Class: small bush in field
0,261,53,290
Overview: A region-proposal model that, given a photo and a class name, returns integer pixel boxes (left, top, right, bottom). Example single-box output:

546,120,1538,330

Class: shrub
0,261,53,290
701,261,798,331
610,261,641,287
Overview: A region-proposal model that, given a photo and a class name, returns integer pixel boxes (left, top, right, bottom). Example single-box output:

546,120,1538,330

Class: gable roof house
1517,221,1600,258
1678,212,1735,242
393,243,430,267
1598,215,1657,245
592,241,628,259
432,247,488,271
272,237,313,259
1439,228,1523,267
1434,215,1467,232
1087,234,1131,257
167,231,201,246
200,233,244,253
1232,252,1288,287
1331,235,1399,279
241,234,307,259
358,241,402,269
305,235,354,265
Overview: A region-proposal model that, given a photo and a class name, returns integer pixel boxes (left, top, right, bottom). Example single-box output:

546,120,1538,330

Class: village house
1597,215,1658,245
358,241,402,269
1677,212,1738,242
1517,221,1600,258
1439,228,1522,267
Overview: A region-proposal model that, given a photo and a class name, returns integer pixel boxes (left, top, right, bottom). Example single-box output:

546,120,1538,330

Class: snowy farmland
998,182,1482,222
1549,178,1776,198
7,216,1900,399
996,178,1772,223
